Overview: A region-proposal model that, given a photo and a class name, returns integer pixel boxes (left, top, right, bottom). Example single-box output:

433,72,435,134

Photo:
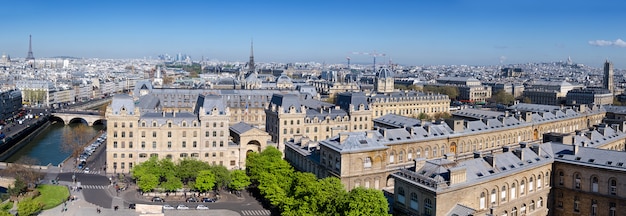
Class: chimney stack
502,146,510,153
573,144,579,155
473,151,482,159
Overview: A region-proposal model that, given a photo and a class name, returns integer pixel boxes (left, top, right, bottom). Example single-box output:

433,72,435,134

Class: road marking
80,185,107,189
241,210,271,216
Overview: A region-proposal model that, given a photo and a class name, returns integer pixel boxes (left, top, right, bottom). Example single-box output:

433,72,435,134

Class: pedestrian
97,208,101,214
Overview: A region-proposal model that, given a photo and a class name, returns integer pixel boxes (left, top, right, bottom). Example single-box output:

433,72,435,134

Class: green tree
17,198,42,216
408,85,422,91
418,113,429,120
131,156,160,181
423,85,459,99
209,165,231,190
176,158,210,185
491,90,515,105
160,174,183,192
394,84,408,91
195,170,216,194
0,211,12,216
340,187,389,216
158,158,177,179
7,178,27,200
229,170,251,191
137,174,159,193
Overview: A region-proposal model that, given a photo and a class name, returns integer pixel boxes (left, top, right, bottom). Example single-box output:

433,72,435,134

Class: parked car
196,204,209,210
185,197,198,202
176,204,189,210
162,204,174,210
128,204,136,209
84,168,90,173
201,197,216,203
152,197,165,202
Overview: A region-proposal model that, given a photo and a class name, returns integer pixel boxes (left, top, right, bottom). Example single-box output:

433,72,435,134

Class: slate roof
110,94,135,114
140,112,197,125
319,132,388,153
552,143,626,171
446,204,476,216
230,122,255,135
269,93,302,113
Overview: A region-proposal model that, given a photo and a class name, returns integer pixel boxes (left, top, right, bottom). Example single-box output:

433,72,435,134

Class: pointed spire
248,38,255,74
26,35,35,60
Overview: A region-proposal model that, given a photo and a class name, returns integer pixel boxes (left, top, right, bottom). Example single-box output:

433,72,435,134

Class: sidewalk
38,181,138,216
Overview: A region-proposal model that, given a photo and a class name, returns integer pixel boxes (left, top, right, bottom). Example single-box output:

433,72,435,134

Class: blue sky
2,0,626,68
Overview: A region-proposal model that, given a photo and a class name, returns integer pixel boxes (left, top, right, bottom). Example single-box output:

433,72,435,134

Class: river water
4,122,104,166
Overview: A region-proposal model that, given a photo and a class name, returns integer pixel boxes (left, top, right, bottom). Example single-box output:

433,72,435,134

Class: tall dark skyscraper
248,40,255,74
26,35,35,61
604,60,614,93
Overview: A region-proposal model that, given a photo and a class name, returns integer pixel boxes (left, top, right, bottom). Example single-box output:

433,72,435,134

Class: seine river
4,122,104,166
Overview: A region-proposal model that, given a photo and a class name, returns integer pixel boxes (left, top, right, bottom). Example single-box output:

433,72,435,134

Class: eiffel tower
26,35,35,61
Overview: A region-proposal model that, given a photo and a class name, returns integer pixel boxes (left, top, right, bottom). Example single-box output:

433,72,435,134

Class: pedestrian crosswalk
80,185,108,190
241,210,272,216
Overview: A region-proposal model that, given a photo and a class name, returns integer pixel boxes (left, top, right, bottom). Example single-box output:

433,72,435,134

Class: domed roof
276,72,293,84
376,67,393,79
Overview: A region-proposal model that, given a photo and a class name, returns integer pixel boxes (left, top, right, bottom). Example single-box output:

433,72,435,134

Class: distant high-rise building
604,60,614,93
26,35,35,61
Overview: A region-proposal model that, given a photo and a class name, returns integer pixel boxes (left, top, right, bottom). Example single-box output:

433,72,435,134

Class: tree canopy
423,85,459,99
194,170,216,193
248,147,390,216
491,90,515,105
229,170,251,191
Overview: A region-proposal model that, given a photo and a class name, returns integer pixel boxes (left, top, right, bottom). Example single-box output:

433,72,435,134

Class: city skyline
2,0,626,68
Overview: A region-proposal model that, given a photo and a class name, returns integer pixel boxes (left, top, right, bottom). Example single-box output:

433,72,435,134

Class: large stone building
434,77,492,102
0,89,22,121
267,91,449,151
284,103,605,192
523,80,583,105
566,87,613,105
390,122,626,216
105,94,274,173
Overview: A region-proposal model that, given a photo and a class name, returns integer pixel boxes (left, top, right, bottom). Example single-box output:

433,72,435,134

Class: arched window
538,197,543,208
574,173,581,189
510,183,516,200
363,157,372,168
480,192,486,209
398,151,404,162
591,176,599,192
432,146,438,157
139,153,147,158
501,186,507,202
511,207,517,216
519,180,526,196
389,152,395,163
408,149,413,160
424,198,433,216
529,177,534,193
521,204,526,215
537,175,542,190
397,187,405,204
530,200,536,211
559,171,564,185
410,193,418,210
610,178,617,195
180,153,188,158
491,189,497,205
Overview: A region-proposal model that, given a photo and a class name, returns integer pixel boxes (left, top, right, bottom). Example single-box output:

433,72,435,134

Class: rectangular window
152,132,157,138
220,141,224,147
129,142,133,148
230,160,236,166
152,142,157,148
167,132,172,137
193,141,197,148
129,132,133,138
182,131,186,137
182,141,186,148
113,142,118,148
141,141,145,148
167,141,172,148
141,131,145,137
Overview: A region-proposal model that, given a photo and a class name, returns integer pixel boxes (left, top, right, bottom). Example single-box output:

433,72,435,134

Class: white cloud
589,39,626,47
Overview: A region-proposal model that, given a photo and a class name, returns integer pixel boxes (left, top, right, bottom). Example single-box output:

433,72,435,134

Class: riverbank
0,117,50,162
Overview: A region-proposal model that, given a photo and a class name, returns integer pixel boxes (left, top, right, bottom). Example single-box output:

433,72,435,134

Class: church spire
248,39,255,74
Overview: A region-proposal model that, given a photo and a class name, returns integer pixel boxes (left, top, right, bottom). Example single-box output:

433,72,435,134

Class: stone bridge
50,110,106,126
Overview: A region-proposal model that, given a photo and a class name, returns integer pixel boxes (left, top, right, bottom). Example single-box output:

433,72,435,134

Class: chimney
502,146,510,153
573,144,579,155
449,167,467,185
504,111,509,117
423,125,431,134
414,158,427,169
513,149,524,160
443,153,454,160
445,119,465,133
522,111,532,122
530,144,541,156
484,154,496,168
338,133,349,143
519,142,527,149
473,151,482,159
162,111,165,117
